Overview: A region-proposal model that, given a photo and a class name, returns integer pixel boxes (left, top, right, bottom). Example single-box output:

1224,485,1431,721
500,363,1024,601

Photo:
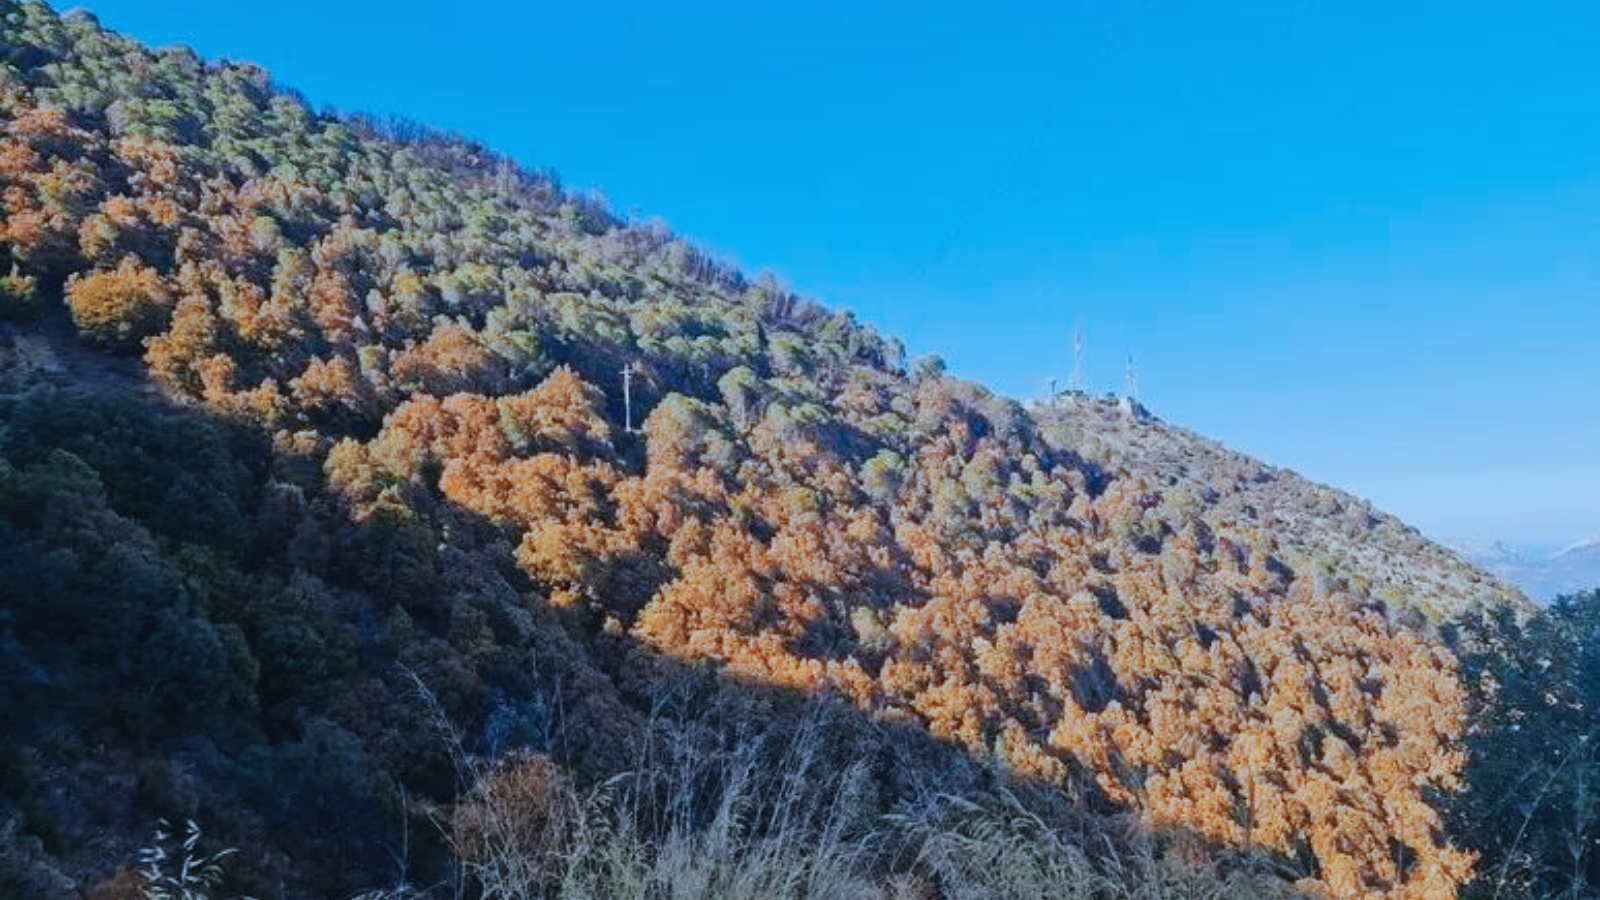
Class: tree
64,256,172,346
1452,593,1600,900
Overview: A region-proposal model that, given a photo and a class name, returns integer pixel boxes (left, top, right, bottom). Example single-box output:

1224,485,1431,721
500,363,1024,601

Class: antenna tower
1071,325,1086,392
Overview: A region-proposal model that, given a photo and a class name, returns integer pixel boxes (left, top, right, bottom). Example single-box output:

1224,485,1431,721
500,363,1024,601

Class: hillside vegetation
0,4,1546,899
1037,397,1515,622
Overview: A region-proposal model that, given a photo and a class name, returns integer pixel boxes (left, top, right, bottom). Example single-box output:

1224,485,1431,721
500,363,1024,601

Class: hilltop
1038,395,1520,621
0,4,1532,899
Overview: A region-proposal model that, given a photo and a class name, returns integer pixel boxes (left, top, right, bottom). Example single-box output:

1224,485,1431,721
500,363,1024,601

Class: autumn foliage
0,5,1530,899
63,254,170,343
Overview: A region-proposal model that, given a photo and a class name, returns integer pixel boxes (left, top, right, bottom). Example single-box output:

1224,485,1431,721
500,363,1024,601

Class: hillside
1038,396,1521,621
0,4,1529,899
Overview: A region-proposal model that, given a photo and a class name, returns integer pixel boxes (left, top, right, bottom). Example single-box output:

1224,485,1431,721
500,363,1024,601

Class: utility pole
621,362,636,433
1048,377,1058,406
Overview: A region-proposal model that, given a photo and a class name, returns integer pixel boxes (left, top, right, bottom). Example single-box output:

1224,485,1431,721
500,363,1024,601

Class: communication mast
1124,353,1138,403
1071,325,1086,393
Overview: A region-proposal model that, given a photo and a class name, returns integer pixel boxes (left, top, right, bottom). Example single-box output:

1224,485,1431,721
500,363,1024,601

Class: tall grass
435,695,1305,900
892,790,1302,900
452,712,883,900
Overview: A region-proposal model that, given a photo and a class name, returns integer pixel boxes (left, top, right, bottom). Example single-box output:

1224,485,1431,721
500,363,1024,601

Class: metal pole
621,363,633,433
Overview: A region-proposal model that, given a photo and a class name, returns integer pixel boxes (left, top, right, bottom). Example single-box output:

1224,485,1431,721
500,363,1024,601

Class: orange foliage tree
64,255,173,345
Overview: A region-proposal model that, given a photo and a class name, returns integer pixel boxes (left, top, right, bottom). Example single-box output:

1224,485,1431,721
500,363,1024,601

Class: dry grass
452,711,882,900
891,790,1303,900
433,694,1306,900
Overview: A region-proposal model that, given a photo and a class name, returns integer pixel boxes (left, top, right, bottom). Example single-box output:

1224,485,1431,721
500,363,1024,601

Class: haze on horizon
71,0,1600,551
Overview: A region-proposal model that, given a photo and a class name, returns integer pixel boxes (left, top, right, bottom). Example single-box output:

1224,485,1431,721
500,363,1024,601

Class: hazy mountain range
1454,537,1600,602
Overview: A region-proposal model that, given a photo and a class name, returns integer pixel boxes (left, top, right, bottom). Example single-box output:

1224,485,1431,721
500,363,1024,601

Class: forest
0,3,1594,899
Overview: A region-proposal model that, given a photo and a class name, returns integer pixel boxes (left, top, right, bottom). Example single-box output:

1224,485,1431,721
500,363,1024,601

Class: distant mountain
1454,537,1600,601
1555,535,1600,561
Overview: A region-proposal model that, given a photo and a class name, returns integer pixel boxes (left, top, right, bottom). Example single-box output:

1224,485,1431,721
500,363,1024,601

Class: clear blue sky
72,0,1600,550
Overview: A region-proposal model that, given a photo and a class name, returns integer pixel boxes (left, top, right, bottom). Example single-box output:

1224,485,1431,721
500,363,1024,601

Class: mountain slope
0,4,1522,898
1040,396,1522,621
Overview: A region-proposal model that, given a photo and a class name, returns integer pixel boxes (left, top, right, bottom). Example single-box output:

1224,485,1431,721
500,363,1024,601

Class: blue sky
72,0,1600,550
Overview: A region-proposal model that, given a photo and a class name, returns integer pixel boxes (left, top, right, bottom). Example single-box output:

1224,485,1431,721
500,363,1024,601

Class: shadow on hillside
0,322,1322,899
